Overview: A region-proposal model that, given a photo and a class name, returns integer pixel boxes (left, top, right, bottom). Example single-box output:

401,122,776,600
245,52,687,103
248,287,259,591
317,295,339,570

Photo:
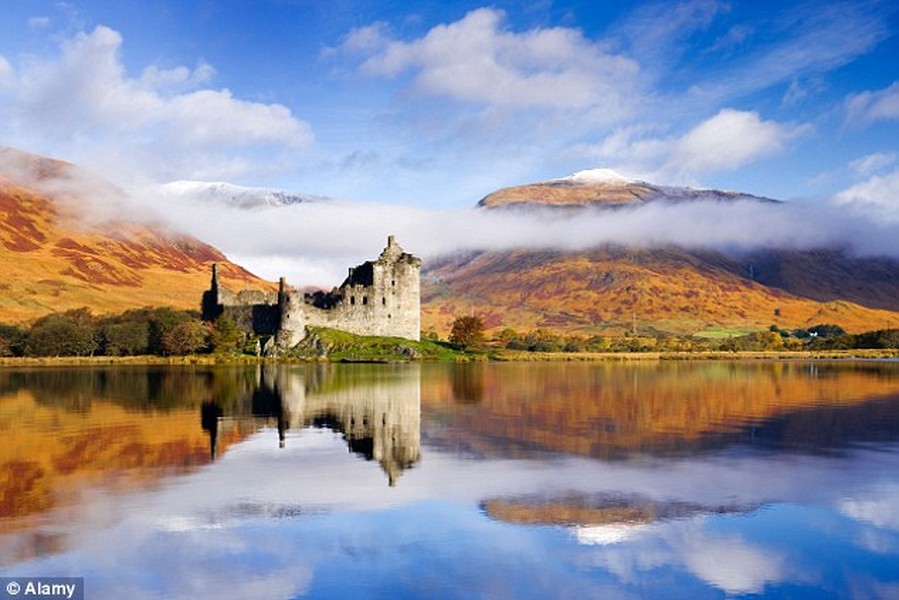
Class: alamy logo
1,578,83,600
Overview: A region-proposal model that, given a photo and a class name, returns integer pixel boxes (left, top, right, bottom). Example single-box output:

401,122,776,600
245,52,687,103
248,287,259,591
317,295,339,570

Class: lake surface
2,361,899,599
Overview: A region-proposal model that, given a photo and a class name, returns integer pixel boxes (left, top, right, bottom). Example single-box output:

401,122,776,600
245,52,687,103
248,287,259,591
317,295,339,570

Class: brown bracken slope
421,177,899,336
0,148,275,323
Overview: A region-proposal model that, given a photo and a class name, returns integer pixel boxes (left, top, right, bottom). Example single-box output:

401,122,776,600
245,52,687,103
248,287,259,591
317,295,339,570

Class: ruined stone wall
301,258,420,339
202,264,279,327
279,236,421,343
230,289,279,306
221,303,280,337
205,236,421,347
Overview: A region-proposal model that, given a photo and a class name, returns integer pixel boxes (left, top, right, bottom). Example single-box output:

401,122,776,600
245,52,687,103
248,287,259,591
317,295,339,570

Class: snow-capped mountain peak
159,181,329,207
558,168,637,184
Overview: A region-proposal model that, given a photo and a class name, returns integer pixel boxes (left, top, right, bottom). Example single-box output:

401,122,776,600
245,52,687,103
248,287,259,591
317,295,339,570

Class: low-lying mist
3,146,895,289
142,189,899,287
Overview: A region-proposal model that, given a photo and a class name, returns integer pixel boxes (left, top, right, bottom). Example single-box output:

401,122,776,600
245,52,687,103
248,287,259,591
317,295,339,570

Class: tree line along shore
1,307,897,364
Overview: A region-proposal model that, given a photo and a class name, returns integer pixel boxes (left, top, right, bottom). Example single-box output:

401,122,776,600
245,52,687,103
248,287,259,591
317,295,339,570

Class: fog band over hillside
4,145,894,288
144,190,899,287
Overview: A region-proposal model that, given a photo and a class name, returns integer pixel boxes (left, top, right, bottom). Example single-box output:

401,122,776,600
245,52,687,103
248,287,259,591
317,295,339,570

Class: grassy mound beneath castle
288,326,478,362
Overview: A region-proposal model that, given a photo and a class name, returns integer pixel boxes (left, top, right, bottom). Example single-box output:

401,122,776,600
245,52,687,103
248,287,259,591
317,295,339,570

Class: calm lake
2,361,899,599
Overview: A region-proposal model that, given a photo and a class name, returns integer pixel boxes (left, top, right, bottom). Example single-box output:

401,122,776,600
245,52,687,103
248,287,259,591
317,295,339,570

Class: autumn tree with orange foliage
449,316,485,350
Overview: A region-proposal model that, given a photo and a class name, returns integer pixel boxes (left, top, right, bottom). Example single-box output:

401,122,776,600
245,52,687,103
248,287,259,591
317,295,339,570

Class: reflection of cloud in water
679,530,786,595
839,482,899,530
574,523,651,546
591,520,795,596
854,528,898,555
157,502,320,532
482,490,785,592
6,437,899,598
80,523,314,600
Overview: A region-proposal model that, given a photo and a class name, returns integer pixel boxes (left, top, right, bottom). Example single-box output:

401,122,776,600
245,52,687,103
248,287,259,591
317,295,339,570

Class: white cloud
167,90,310,147
320,2,893,206
28,16,50,29
138,61,216,91
781,79,809,106
834,168,899,222
665,109,806,179
846,81,899,124
849,152,896,176
1,25,312,185
345,8,639,113
17,26,161,133
0,56,13,88
705,24,754,55
781,77,826,108
619,0,726,65
570,109,808,184
687,2,891,106
339,22,391,54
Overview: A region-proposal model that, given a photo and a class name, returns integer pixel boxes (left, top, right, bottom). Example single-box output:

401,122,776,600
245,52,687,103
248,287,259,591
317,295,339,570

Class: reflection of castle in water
202,365,421,486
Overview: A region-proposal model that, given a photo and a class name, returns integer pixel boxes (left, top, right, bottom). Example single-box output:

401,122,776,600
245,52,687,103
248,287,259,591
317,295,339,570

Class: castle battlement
202,236,421,352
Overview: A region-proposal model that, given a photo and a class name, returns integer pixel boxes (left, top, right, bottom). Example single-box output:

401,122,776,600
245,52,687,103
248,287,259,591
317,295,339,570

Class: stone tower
203,236,421,349
274,235,422,347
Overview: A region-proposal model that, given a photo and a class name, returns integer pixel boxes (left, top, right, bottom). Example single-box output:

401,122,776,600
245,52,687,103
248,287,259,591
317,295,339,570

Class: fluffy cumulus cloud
834,169,899,223
1,26,312,184
342,8,640,115
846,81,899,124
571,109,807,184
665,109,803,178
321,2,891,202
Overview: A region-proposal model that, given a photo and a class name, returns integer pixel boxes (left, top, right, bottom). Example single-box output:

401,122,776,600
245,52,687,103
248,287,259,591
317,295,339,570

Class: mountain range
477,168,778,209
0,148,896,336
158,180,329,208
0,147,273,323
421,170,899,336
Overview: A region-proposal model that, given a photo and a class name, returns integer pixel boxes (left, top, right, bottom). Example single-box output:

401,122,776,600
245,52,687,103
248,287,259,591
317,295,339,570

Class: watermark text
1,578,83,600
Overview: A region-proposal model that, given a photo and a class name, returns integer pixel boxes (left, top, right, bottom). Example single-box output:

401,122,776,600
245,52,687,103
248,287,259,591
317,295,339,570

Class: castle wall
303,261,420,339
279,236,421,343
205,236,421,347
221,304,280,337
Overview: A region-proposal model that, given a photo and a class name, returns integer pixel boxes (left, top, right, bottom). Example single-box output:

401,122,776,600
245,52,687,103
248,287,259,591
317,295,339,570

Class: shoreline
490,348,899,362
1,348,896,368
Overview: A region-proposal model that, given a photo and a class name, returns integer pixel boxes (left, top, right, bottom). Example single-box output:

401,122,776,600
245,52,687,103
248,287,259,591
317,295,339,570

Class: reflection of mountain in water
204,365,421,486
481,492,755,540
0,371,245,532
422,362,899,459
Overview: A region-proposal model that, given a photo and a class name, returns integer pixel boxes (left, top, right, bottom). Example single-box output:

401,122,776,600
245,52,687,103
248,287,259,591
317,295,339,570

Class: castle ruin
202,236,421,351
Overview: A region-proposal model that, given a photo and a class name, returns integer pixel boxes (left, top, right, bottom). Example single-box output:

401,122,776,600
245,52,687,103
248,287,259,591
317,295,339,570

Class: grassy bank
1,347,895,369
488,348,899,362
288,326,474,362
0,355,236,368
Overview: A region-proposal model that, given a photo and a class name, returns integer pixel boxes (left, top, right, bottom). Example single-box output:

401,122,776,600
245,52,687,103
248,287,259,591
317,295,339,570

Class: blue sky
1,0,897,211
